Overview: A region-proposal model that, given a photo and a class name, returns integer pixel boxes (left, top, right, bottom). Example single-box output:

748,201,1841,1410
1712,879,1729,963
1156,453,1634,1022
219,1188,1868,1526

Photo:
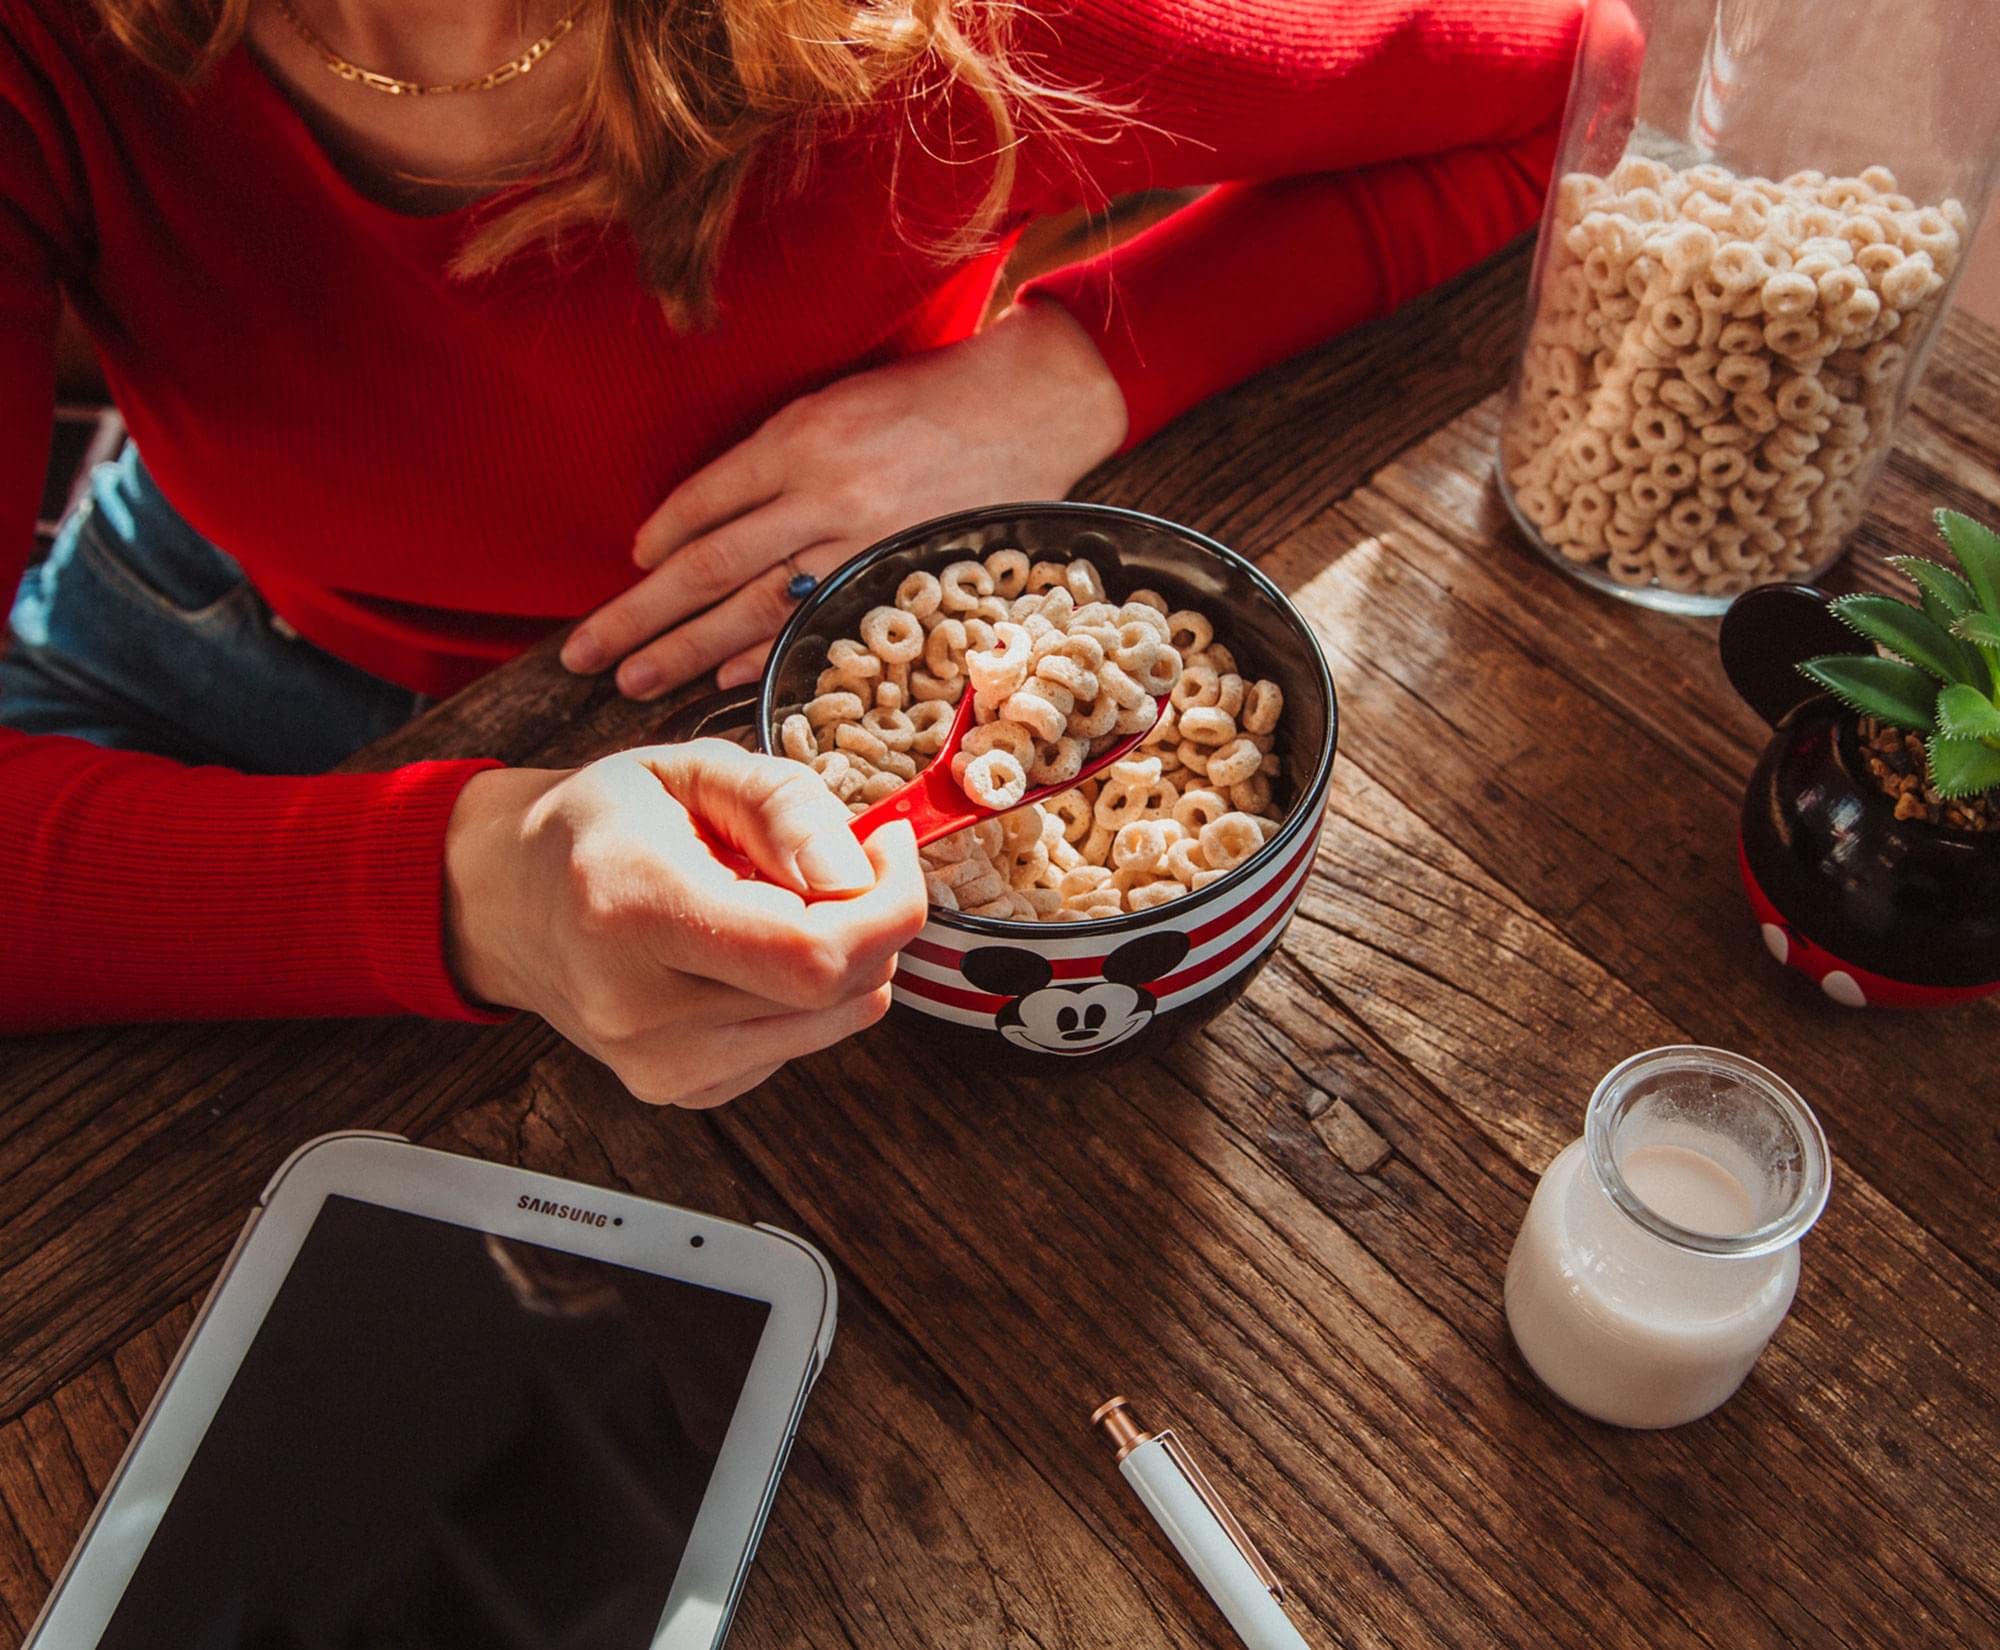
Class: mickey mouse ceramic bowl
758,502,1337,1065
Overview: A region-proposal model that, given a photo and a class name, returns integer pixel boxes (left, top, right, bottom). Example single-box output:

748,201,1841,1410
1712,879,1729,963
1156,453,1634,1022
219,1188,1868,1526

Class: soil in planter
1859,716,1998,832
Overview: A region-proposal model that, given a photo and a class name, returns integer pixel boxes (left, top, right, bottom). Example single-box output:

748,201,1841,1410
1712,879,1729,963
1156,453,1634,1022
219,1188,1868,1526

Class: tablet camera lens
690,1235,705,1248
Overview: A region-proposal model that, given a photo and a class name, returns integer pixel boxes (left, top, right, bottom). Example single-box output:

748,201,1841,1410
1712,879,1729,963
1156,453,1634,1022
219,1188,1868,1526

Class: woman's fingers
631,441,782,571
564,501,825,679
612,540,847,698
714,637,775,691
801,819,928,965
644,738,875,897
619,980,895,1107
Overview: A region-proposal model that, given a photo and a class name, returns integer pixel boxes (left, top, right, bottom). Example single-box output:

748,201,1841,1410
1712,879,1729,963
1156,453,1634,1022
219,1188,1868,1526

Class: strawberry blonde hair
95,0,1106,322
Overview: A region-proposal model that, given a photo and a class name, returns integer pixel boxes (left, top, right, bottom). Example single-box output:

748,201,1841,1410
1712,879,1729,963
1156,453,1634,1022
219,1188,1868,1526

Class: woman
0,0,1580,1101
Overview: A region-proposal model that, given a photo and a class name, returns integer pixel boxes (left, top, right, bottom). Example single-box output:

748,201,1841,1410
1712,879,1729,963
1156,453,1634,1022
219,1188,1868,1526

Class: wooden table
3,241,1997,1650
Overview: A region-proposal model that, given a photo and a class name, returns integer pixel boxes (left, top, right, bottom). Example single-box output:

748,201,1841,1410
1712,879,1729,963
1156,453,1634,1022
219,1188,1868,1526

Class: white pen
1091,1396,1312,1650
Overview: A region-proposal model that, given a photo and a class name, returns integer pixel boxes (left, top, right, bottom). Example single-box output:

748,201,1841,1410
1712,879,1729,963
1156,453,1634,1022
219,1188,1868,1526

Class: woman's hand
443,739,927,1107
559,301,1129,699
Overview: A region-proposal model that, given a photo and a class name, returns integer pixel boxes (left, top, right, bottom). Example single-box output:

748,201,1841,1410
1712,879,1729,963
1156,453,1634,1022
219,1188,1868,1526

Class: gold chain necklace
271,0,588,96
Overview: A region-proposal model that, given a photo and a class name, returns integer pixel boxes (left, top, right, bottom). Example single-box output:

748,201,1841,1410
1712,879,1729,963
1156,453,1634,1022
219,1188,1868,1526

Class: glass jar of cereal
1498,0,2000,613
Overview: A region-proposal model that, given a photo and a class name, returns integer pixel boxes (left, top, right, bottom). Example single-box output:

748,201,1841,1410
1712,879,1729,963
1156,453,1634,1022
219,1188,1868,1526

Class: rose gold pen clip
1092,1397,1309,1649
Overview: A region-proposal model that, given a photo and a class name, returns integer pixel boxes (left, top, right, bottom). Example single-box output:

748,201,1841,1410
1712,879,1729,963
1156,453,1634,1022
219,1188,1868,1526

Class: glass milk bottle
1498,0,2000,613
1504,1046,1831,1428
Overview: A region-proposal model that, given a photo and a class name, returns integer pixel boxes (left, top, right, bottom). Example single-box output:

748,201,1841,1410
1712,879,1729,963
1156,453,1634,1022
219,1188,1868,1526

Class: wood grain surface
3,241,1996,1649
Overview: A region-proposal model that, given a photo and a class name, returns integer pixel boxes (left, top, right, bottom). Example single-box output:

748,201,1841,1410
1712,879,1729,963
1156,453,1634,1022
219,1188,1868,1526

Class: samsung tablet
24,1132,837,1650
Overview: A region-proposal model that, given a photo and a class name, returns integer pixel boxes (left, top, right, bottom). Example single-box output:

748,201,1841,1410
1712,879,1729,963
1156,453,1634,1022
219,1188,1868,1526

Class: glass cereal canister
1498,0,2000,613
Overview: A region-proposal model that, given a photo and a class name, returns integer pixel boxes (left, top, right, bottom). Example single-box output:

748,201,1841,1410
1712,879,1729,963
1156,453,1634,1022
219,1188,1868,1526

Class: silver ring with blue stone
782,555,819,602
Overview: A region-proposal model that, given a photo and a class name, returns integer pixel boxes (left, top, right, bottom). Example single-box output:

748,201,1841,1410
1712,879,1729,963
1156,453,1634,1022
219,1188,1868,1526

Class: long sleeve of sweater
1014,0,1580,444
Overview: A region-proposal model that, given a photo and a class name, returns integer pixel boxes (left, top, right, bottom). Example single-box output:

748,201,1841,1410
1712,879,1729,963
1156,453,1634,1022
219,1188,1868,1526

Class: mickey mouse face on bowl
957,933,1192,1057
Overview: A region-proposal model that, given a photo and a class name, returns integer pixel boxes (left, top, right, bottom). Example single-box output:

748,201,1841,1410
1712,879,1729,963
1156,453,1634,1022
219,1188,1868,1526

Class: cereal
957,749,1028,811
1504,160,1963,597
780,550,1294,921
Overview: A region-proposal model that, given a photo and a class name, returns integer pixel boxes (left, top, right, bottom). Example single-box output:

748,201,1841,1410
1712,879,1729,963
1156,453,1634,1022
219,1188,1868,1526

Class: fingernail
620,661,662,698
716,659,754,689
562,632,604,673
797,831,874,892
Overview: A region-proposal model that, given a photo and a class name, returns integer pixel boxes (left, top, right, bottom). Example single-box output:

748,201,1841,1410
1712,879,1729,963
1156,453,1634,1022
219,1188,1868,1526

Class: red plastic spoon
703,686,1169,884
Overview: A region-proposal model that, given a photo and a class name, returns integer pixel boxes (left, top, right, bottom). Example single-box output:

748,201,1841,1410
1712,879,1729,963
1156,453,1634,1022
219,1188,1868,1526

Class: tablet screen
97,1195,772,1650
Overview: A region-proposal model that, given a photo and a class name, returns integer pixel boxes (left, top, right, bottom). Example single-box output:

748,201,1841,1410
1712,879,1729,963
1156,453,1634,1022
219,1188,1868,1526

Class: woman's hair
95,0,1102,323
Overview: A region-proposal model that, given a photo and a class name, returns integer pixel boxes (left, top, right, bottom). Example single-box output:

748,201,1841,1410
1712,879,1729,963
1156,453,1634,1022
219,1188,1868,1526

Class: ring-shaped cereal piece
860,604,924,663
938,559,996,614
1716,319,1766,357
1198,812,1263,874
1044,790,1092,845
958,750,1028,811
1124,881,1182,913
1063,559,1107,603
1163,837,1208,888
1880,252,1940,311
1205,737,1263,789
909,669,961,704
805,690,865,728
999,801,1046,858
1774,374,1827,424
966,621,1031,699
1028,737,1088,788
1567,427,1614,480
862,706,915,752
1177,705,1237,747
1708,241,1769,292
984,548,1030,598
1096,658,1150,712
923,616,967,678
1172,787,1231,835
1713,354,1770,395
1653,295,1702,349
835,720,891,766
1632,406,1685,454
1031,587,1075,632
826,636,883,680
895,570,943,619
1171,663,1221,711
1763,315,1822,357
1648,447,1699,491
1121,640,1181,696
998,687,1069,743
779,712,815,763
1242,679,1283,735
1167,610,1214,655
1758,270,1817,318
1070,693,1120,738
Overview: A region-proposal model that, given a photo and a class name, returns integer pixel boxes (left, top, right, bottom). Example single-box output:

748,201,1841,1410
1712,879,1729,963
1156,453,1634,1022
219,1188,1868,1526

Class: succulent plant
1799,509,2000,802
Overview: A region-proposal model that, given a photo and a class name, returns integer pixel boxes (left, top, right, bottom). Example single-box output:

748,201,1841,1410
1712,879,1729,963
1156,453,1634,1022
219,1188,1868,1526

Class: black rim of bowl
757,500,1339,941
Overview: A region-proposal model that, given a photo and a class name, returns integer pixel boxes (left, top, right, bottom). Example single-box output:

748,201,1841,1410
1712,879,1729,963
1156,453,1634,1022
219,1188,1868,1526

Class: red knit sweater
0,0,1579,1028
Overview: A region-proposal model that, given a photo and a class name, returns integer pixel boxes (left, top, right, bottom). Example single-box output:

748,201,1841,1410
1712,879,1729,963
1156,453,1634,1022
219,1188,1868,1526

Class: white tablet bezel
24,1132,836,1650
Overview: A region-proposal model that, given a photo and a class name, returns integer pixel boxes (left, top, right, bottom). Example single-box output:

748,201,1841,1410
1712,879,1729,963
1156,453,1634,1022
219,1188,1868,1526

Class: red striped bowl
759,503,1338,1065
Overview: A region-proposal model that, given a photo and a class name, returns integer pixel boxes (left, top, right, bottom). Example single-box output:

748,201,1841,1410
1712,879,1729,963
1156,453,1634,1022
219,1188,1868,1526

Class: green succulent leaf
1935,684,2000,741
1800,654,1940,732
1830,594,1976,684
1952,610,2000,650
1936,510,2000,616
1924,734,2000,800
1891,554,1979,619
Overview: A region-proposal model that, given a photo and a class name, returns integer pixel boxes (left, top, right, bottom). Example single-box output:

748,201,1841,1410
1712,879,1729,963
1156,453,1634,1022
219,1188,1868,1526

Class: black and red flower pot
1721,584,2000,1009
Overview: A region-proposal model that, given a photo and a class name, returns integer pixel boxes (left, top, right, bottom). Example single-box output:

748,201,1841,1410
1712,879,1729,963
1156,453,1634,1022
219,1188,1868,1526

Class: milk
1503,1048,1830,1430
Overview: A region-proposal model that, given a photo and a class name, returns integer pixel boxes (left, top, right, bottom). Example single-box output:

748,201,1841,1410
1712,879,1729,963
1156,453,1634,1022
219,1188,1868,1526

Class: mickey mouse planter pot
1720,584,2000,1009
668,502,1339,1066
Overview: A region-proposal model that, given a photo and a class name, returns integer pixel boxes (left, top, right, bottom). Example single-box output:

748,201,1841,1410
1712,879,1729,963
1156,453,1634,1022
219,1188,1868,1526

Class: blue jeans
3,447,427,772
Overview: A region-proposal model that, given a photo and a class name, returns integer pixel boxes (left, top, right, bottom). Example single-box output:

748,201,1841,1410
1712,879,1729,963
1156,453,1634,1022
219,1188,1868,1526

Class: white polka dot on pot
1820,970,1868,1009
